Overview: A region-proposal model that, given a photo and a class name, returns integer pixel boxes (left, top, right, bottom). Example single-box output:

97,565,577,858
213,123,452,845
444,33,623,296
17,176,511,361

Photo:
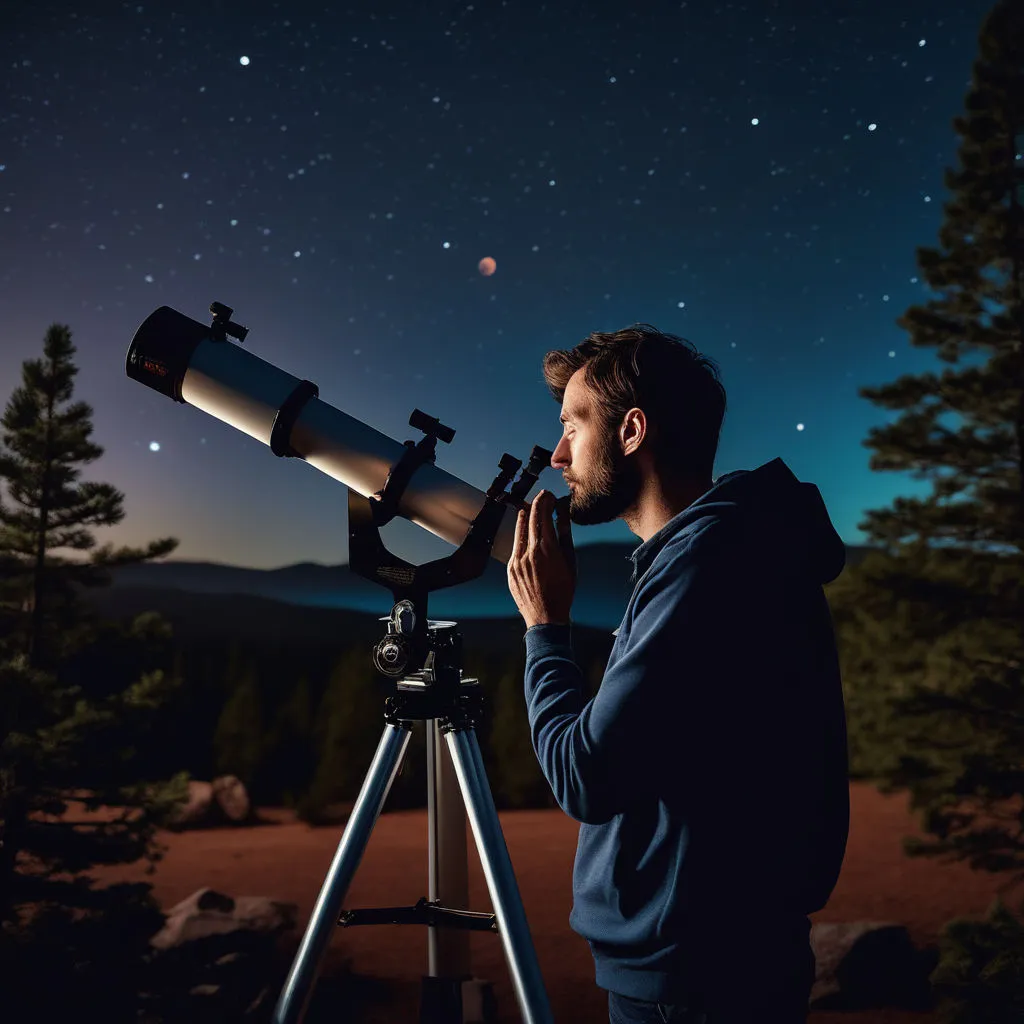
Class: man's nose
551,437,569,468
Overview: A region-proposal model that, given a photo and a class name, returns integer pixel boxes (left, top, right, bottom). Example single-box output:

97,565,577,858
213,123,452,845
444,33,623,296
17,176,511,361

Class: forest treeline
63,557,929,824
66,616,614,821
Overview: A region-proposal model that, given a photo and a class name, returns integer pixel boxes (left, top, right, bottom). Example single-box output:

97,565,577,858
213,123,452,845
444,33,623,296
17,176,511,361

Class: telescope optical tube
126,306,528,563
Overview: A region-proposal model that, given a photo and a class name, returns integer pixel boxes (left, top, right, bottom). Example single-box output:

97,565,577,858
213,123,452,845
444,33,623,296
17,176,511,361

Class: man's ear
621,408,646,456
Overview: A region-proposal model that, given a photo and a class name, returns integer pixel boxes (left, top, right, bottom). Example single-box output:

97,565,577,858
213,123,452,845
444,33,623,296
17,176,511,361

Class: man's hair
542,324,727,481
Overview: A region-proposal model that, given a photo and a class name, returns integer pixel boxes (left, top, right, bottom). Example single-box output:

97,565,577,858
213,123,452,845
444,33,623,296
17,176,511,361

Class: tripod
271,412,556,1024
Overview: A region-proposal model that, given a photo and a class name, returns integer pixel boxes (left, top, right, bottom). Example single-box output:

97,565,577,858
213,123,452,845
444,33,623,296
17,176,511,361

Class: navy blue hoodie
523,458,850,1002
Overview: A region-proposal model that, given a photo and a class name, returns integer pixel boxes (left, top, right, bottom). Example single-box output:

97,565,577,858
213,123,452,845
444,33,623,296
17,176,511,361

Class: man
506,324,849,1024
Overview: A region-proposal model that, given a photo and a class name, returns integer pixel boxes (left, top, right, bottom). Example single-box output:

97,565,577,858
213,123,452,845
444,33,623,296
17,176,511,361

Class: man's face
550,369,642,526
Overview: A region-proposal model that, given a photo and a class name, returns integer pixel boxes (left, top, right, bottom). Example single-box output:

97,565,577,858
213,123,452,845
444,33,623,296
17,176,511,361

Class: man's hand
507,490,576,629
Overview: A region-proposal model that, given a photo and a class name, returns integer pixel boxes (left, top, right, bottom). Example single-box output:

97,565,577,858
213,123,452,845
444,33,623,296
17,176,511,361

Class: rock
168,780,215,828
144,889,300,1021
168,777,253,829
212,775,251,823
150,887,298,952
810,921,933,1010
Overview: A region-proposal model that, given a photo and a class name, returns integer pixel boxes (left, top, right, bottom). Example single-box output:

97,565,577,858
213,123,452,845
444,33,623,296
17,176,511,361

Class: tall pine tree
487,658,552,810
298,646,385,823
212,655,265,788
837,0,1023,881
261,674,315,807
0,323,187,1018
0,324,178,664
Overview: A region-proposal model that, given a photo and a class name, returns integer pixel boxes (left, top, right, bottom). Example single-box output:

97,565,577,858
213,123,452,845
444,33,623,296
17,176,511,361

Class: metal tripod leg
444,728,554,1024
272,722,412,1024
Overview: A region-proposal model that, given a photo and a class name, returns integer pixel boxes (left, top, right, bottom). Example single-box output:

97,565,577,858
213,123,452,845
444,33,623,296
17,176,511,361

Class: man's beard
567,437,642,526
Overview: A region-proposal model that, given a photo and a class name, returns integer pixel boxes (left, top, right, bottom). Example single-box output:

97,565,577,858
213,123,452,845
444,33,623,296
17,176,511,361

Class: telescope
125,302,541,565
125,302,557,1024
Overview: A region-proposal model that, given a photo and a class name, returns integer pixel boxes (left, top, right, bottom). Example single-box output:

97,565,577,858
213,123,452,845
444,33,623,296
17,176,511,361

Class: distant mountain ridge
102,542,875,632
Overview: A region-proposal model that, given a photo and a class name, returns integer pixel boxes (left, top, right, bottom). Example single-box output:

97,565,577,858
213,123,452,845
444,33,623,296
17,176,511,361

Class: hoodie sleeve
523,550,716,824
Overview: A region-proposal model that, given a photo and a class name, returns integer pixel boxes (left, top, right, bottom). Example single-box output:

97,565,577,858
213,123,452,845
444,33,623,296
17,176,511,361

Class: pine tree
929,897,1024,1023
0,323,187,1017
298,646,386,823
838,0,1023,884
212,655,265,789
487,656,551,809
0,324,177,664
261,674,315,807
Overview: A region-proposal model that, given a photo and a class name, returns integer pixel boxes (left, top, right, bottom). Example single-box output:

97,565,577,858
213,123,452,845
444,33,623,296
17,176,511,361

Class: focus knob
374,636,410,677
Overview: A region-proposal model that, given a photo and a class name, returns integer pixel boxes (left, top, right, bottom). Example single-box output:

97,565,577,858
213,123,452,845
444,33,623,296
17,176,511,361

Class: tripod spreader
339,896,498,933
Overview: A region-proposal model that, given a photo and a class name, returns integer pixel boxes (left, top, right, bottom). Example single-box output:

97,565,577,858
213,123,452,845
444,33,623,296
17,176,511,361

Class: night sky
0,1,995,570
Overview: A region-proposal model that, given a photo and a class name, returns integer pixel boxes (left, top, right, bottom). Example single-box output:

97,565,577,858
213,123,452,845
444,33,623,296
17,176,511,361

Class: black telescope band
125,305,318,460
270,379,319,459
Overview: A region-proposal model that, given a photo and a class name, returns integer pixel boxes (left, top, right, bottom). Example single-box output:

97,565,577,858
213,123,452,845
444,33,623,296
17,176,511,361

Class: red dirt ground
93,782,1023,1023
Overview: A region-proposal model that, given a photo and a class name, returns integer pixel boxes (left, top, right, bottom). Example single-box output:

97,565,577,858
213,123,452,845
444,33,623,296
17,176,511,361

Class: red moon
478,256,496,276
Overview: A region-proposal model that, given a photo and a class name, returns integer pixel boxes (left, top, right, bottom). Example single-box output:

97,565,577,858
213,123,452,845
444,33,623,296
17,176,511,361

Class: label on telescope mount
377,566,416,586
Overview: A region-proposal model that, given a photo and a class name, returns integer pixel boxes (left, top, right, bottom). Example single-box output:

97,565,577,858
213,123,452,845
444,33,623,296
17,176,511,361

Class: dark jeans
609,992,697,1023
607,939,815,1024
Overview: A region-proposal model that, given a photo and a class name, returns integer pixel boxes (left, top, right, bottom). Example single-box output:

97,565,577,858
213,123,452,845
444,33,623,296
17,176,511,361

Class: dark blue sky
0,1,994,568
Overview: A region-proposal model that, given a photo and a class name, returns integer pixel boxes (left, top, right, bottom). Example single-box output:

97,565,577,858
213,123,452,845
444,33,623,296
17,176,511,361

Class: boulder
150,887,298,952
212,774,251,822
168,776,252,829
810,921,934,1010
168,780,215,828
145,889,299,1020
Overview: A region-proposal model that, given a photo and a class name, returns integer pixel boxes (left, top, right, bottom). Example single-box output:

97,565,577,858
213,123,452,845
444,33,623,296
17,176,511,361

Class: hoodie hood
628,457,847,587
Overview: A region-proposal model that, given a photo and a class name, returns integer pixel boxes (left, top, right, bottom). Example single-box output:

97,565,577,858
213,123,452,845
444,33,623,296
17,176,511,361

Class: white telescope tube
125,306,531,563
